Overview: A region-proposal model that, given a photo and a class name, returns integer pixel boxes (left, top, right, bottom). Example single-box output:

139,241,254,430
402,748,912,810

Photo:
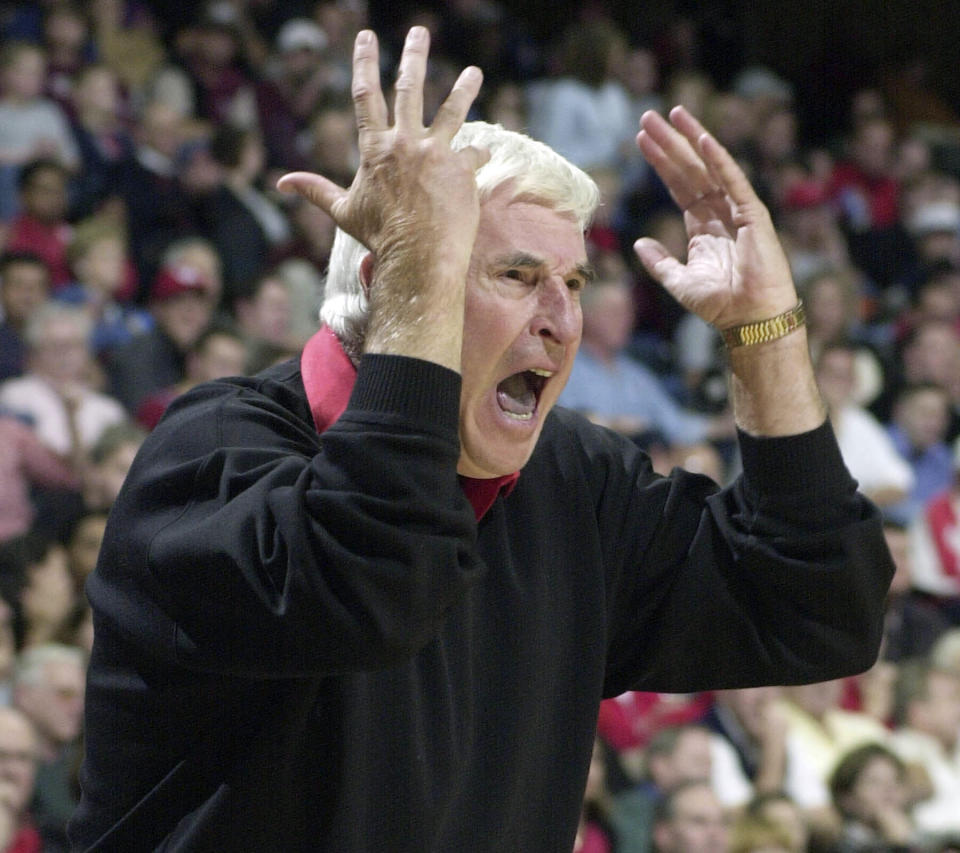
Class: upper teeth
529,369,553,377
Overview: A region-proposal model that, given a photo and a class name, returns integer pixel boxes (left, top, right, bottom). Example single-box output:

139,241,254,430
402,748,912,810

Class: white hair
23,302,93,350
321,121,600,359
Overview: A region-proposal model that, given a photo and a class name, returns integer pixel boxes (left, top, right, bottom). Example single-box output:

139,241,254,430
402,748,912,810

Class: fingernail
408,26,427,42
357,30,372,45
464,66,481,83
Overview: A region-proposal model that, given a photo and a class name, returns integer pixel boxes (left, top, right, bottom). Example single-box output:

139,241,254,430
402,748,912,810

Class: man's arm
633,107,825,436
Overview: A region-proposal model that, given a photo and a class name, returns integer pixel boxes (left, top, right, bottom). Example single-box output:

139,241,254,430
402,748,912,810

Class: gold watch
720,300,806,348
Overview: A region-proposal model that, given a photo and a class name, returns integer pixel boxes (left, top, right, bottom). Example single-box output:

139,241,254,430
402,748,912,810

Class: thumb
633,237,684,287
276,171,347,216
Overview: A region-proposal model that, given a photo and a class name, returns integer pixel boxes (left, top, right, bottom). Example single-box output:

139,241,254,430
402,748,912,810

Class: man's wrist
720,300,806,348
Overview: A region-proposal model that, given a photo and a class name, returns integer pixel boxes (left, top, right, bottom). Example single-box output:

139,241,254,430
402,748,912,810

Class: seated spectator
108,261,219,413
63,511,107,596
827,116,913,288
201,124,292,303
109,100,195,290
908,437,960,607
3,159,73,288
12,644,85,852
41,1,93,113
0,535,75,651
886,383,954,525
558,277,734,448
815,341,914,508
778,182,851,285
701,687,830,818
67,64,136,221
0,251,50,382
881,521,952,664
233,270,302,350
0,706,42,853
888,659,960,836
598,691,714,786
610,725,715,853
829,742,920,851
0,41,78,221
776,679,889,784
728,812,797,853
0,412,78,542
743,792,813,853
78,422,145,515
931,629,960,678
135,322,247,430
527,21,634,172
800,268,884,407
650,780,729,853
56,216,151,359
0,303,126,460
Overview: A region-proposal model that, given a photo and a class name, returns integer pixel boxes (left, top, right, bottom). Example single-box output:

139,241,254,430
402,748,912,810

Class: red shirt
6,215,72,288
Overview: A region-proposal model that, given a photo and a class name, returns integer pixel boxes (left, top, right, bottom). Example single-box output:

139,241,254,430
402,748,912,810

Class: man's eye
502,269,524,280
566,279,584,292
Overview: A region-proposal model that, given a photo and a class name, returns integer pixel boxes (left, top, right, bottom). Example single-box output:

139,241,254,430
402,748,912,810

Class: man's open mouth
495,369,552,420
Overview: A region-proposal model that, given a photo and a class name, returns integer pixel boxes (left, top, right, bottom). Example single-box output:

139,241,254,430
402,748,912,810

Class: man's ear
358,253,375,298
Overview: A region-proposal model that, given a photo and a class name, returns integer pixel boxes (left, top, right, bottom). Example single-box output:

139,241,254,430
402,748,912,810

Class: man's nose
531,277,581,346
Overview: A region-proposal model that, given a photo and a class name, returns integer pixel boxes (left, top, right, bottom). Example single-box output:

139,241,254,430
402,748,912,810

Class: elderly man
71,27,893,851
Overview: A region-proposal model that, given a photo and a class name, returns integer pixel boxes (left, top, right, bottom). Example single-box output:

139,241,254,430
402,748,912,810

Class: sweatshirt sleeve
86,355,483,678
599,419,895,696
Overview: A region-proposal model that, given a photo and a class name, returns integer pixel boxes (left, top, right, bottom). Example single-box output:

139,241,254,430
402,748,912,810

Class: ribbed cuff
738,419,851,497
347,354,462,435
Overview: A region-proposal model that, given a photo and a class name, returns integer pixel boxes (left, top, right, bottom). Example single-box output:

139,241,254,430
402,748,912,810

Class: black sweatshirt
70,354,893,851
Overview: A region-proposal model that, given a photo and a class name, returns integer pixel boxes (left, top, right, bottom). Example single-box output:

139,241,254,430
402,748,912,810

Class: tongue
497,373,536,416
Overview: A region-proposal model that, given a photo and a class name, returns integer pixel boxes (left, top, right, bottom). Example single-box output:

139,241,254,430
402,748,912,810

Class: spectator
611,725,715,853
0,412,78,543
0,707,42,853
650,780,729,853
0,535,75,651
0,41,78,221
110,99,194,290
0,251,49,382
67,63,136,221
41,1,93,113
108,261,218,413
0,303,126,456
13,644,85,852
307,101,359,190
575,738,617,853
134,322,247,430
908,437,960,608
558,277,734,448
3,159,73,288
800,268,883,406
815,341,914,508
827,116,912,288
881,521,952,664
86,0,166,101
527,20,634,171
256,18,330,171
887,383,954,524
888,659,960,836
728,813,797,853
829,742,919,851
56,216,151,358
777,679,889,784
76,422,145,516
743,792,812,853
63,511,107,595
701,688,830,817
778,181,851,288
232,270,299,350
202,124,291,301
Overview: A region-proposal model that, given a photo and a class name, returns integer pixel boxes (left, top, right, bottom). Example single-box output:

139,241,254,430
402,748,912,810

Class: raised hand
634,106,797,331
277,27,489,369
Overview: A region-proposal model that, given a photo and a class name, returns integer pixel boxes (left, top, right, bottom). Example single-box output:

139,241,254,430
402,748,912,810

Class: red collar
301,327,518,520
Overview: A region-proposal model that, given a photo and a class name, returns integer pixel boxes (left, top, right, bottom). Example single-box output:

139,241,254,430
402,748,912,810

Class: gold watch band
720,300,806,348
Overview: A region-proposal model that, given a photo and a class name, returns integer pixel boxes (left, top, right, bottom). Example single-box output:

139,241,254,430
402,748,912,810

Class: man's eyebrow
495,253,596,282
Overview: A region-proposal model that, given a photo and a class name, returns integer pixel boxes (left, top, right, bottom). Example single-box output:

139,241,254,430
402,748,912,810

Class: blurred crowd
0,0,958,850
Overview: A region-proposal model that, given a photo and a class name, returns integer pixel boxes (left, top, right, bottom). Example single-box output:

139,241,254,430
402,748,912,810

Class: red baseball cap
150,264,213,303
